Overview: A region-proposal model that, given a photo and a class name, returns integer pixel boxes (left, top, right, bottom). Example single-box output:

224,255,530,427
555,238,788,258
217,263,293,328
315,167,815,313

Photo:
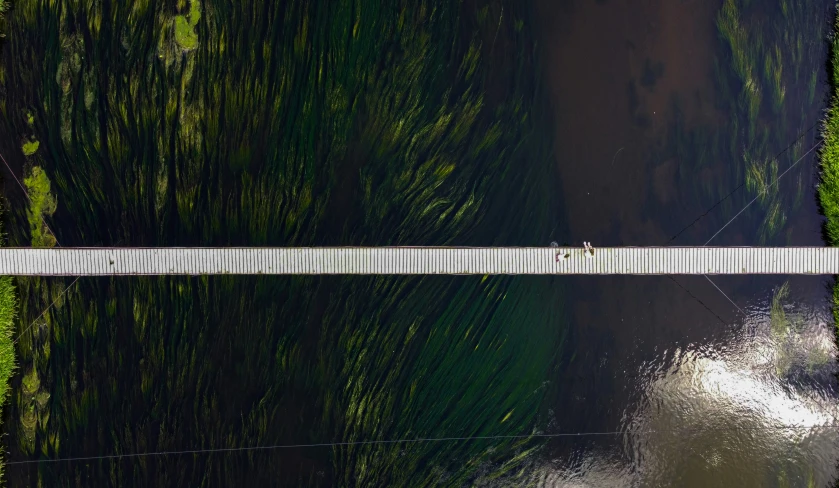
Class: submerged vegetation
770,281,792,337
767,281,831,377
0,1,8,39
718,0,823,242
20,139,37,156
664,0,827,245
174,0,200,50
0,0,564,485
22,166,56,248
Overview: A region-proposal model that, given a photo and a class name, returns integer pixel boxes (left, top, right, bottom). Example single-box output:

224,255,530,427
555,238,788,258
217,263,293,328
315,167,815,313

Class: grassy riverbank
0,276,14,482
815,11,839,486
819,10,839,336
0,271,15,477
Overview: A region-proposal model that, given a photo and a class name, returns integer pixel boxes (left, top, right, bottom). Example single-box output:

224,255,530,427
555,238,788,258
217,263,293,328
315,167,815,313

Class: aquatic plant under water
0,0,566,485
666,0,828,245
22,166,56,248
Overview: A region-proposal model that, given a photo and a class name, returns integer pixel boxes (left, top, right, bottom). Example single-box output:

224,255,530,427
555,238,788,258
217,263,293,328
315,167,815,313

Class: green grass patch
0,276,15,482
0,277,16,407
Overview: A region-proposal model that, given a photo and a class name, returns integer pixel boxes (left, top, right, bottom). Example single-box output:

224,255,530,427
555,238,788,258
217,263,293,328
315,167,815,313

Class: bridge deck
0,247,837,276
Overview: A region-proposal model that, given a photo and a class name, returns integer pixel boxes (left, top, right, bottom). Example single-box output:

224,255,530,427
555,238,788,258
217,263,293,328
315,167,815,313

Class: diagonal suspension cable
6,424,837,466
0,150,61,248
667,121,820,245
694,140,823,317
703,140,822,246
703,275,746,316
13,276,80,345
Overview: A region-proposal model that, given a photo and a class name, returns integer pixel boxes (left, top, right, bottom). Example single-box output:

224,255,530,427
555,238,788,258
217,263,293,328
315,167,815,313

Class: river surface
534,0,839,486
0,0,838,487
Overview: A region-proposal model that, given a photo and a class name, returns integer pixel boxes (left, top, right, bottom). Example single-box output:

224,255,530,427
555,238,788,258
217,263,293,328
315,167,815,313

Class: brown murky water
540,0,718,240
533,0,838,486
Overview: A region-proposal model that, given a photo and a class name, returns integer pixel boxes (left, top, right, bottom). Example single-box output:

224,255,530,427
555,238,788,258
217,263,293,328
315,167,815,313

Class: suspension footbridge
1,247,838,275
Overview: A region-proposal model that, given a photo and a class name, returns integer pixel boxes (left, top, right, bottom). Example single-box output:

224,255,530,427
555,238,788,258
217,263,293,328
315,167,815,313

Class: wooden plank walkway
0,247,837,276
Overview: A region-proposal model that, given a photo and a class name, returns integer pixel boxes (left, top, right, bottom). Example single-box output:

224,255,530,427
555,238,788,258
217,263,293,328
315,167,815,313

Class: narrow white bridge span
0,247,837,276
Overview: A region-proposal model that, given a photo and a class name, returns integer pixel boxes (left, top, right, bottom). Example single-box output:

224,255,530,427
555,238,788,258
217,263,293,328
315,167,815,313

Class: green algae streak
174,0,200,50
22,166,56,248
20,140,37,156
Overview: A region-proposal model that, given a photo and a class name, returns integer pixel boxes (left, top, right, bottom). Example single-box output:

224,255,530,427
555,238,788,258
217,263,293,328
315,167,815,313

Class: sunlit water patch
532,283,839,487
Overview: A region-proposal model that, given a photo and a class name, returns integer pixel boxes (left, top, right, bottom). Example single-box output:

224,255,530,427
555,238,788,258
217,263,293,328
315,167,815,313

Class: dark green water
3,0,839,486
0,0,567,485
